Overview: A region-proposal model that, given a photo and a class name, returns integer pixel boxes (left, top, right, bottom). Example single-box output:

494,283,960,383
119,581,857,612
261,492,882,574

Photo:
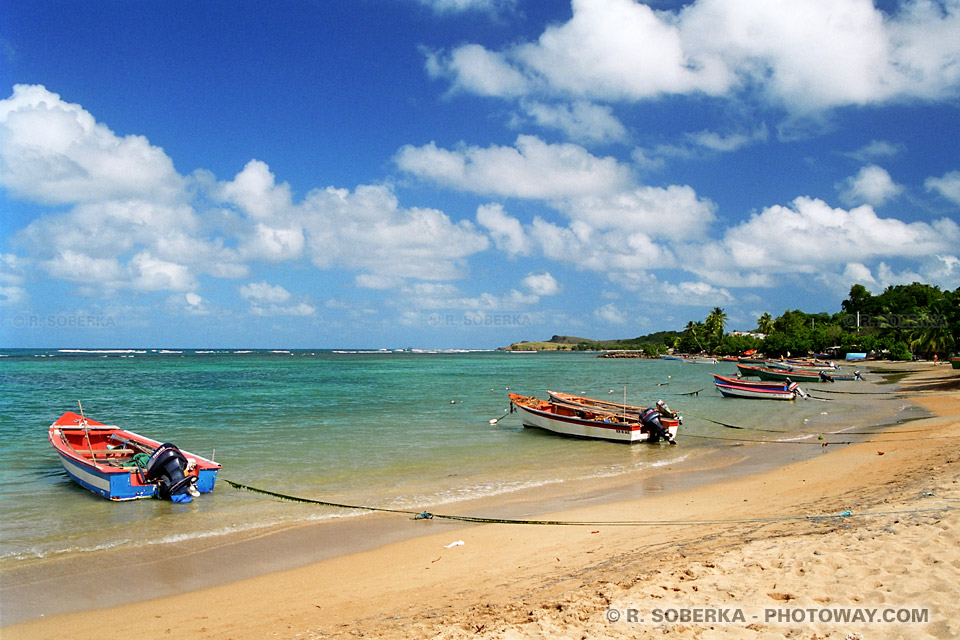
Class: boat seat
73,448,136,455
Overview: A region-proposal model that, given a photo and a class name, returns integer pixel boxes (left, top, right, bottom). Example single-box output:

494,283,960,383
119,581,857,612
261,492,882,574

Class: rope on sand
223,479,956,526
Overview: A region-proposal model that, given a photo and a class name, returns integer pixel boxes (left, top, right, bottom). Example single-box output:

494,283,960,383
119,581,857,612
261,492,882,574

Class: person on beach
640,405,676,444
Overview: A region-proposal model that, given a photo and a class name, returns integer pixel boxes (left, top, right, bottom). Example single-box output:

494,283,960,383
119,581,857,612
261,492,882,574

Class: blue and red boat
713,374,803,400
49,410,221,501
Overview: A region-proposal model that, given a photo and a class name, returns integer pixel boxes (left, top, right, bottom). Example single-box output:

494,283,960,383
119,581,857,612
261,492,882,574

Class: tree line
673,282,958,360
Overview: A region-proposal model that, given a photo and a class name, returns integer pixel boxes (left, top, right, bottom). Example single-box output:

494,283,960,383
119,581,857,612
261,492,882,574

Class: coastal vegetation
506,282,959,360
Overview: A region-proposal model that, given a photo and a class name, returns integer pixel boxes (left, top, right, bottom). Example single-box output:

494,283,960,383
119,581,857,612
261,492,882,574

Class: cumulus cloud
0,253,28,305
395,135,632,199
399,281,539,310
426,0,960,114
2,85,490,302
925,170,960,204
0,85,184,204
558,184,716,240
299,184,489,281
415,0,515,16
520,100,628,144
522,272,559,296
239,280,315,316
685,124,769,153
594,303,628,324
721,197,959,273
476,203,531,257
837,165,903,207
2,85,244,294
661,280,734,306
846,139,904,163
218,160,293,220
424,44,529,97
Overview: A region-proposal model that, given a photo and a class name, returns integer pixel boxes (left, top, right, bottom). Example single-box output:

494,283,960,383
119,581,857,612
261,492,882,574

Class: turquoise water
0,349,916,562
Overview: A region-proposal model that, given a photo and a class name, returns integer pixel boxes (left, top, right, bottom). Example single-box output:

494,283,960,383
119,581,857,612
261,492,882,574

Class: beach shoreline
3,360,958,639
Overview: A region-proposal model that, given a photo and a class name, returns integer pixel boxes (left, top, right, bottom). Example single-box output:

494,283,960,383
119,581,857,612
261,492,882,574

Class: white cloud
399,281,538,310
522,272,559,296
0,253,28,306
239,281,293,304
242,223,305,261
42,251,124,287
415,0,515,16
129,252,197,292
2,86,492,304
722,197,959,272
238,280,315,316
218,160,293,220
837,165,903,207
925,170,960,205
594,303,628,325
424,44,528,97
846,139,904,162
661,280,734,306
0,84,184,204
518,0,731,100
395,135,632,199
521,100,628,144
180,291,210,315
558,184,716,240
476,203,531,256
426,0,960,113
841,262,877,286
300,184,489,281
685,124,769,152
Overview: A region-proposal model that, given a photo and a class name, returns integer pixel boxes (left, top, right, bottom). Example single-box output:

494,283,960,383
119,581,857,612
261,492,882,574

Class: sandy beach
3,361,958,640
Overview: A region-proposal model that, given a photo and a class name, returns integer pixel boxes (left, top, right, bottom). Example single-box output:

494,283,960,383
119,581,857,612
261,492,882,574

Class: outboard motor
145,443,197,502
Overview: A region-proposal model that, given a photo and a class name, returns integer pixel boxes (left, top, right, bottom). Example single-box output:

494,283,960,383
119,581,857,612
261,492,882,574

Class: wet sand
3,361,958,639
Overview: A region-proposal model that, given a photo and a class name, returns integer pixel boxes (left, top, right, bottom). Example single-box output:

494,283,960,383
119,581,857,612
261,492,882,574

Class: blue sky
2,0,959,349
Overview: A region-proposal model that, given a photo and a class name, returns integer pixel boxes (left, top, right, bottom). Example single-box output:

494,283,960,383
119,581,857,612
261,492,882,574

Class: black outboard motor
145,443,197,501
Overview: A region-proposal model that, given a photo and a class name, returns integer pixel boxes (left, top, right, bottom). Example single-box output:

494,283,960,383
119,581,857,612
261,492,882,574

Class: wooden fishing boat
509,393,678,443
736,363,764,376
713,375,800,400
547,390,681,423
752,366,822,382
713,374,796,389
765,359,836,371
49,410,221,501
816,370,863,381
783,358,837,370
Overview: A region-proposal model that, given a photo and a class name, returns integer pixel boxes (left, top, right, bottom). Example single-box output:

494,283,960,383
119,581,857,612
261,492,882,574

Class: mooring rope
223,479,957,526
682,412,933,436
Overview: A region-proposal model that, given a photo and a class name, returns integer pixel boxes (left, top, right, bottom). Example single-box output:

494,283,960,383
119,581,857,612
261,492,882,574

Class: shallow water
0,349,920,561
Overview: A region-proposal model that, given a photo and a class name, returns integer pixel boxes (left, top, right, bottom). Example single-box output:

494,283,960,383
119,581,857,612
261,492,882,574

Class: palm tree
909,302,957,358
705,307,728,348
757,312,774,335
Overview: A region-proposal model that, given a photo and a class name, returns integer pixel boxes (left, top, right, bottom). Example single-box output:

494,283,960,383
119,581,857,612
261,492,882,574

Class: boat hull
714,381,798,400
752,367,821,382
510,394,677,443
